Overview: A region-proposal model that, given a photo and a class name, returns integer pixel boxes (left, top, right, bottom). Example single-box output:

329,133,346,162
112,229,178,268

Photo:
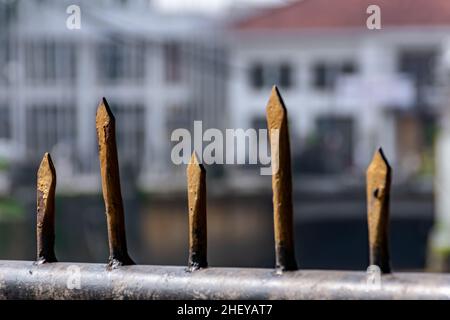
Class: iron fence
0,87,449,300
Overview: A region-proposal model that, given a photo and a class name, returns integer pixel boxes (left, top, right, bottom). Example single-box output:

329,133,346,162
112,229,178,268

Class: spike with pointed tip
36,152,57,264
187,152,207,271
96,97,134,269
366,148,392,273
266,86,298,272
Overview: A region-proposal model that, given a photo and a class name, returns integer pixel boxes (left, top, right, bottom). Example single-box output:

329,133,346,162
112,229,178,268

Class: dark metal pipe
0,260,449,299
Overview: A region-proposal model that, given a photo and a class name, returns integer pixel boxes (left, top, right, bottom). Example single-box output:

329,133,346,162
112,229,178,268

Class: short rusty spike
366,148,392,273
187,152,207,271
96,97,134,269
266,86,298,272
36,152,57,264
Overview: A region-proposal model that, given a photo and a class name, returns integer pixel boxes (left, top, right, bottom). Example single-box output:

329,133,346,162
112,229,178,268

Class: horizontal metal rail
1,261,450,300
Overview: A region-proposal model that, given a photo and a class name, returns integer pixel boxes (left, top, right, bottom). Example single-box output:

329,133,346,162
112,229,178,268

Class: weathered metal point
368,147,391,173
97,97,115,122
266,85,287,129
96,97,134,268
188,152,205,173
37,152,56,190
36,152,57,263
187,151,208,270
366,147,392,274
266,87,297,271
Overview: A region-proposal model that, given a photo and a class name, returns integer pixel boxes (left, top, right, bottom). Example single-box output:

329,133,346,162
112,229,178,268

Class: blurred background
1,0,450,271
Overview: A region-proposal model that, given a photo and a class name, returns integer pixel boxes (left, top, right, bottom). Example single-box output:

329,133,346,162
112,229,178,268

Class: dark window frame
249,62,294,90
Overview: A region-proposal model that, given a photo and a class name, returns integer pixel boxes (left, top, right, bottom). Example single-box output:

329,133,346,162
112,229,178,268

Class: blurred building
229,0,450,178
0,0,227,192
2,0,450,192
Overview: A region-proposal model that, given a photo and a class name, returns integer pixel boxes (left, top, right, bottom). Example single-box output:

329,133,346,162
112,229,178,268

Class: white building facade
228,1,450,178
0,0,227,191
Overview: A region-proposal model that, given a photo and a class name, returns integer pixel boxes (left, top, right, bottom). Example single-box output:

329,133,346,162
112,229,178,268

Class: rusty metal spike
266,86,297,272
366,147,392,273
187,152,207,271
96,97,134,269
36,152,57,264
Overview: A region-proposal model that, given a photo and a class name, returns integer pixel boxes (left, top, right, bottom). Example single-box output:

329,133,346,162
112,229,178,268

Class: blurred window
316,116,354,173
24,41,76,84
0,37,10,85
166,104,191,133
97,39,145,83
250,64,264,88
279,63,292,88
0,104,10,139
264,65,279,87
164,42,182,83
0,1,15,85
399,50,436,86
110,103,145,173
25,104,76,158
313,61,357,91
0,0,17,29
341,62,357,74
398,50,437,106
313,63,329,89
249,63,293,89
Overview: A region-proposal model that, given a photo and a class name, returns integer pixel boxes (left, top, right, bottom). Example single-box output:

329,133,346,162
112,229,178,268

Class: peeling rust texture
36,153,57,264
266,86,297,272
187,152,208,271
0,261,450,300
366,148,391,273
96,98,134,269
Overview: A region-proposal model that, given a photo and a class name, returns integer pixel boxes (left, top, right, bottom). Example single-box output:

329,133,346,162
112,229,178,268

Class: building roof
234,0,450,31
16,1,219,40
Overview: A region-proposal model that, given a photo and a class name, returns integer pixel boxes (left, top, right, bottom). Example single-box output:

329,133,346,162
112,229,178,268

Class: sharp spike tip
97,98,115,123
188,152,205,172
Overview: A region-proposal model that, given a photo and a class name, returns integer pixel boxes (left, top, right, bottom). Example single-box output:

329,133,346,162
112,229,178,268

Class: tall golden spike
96,97,134,269
366,147,392,273
266,86,298,271
187,152,208,271
36,152,57,264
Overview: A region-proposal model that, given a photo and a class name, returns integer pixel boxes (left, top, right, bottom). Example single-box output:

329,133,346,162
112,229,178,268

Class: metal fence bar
266,86,297,272
1,261,450,299
0,88,448,299
96,98,135,269
36,153,57,264
366,148,391,273
187,152,208,271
